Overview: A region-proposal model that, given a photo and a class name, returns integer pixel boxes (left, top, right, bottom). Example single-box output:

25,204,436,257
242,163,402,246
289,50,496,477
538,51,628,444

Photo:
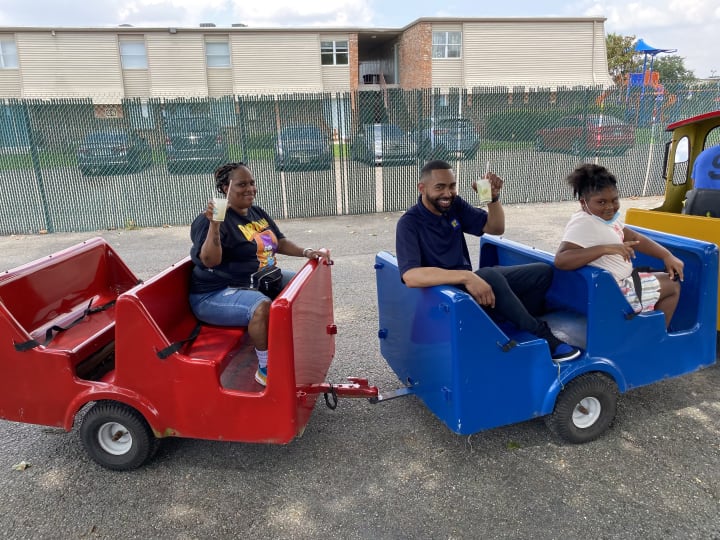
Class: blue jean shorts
189,270,295,326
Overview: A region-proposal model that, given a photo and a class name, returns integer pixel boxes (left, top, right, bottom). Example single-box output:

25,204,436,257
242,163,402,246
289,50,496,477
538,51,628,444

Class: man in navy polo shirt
395,159,580,362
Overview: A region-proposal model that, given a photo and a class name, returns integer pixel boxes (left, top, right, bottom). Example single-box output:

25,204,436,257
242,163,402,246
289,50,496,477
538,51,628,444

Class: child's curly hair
566,163,617,199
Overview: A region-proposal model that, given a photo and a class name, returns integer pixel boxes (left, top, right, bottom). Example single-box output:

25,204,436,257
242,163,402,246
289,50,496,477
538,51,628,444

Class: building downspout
592,20,597,85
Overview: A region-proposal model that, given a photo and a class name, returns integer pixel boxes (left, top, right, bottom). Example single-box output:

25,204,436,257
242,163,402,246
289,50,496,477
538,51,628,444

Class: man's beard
427,193,454,214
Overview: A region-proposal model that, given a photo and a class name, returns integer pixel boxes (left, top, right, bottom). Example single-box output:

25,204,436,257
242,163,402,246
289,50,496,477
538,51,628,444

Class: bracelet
490,195,500,203
302,248,312,258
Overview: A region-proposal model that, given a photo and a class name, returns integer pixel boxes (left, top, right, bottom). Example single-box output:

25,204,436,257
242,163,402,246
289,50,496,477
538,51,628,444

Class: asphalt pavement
0,195,718,540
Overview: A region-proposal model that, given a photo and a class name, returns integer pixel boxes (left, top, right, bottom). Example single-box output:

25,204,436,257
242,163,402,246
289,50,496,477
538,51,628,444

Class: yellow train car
626,110,720,329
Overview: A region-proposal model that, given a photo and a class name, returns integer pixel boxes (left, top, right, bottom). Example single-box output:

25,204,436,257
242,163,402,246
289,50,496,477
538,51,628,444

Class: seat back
0,237,138,338
683,189,720,218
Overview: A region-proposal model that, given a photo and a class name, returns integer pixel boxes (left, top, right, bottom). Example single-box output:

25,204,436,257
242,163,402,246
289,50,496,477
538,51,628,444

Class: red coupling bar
297,377,379,399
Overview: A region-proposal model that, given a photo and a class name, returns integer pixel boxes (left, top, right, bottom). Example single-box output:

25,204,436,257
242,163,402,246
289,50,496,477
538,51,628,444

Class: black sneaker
551,343,581,362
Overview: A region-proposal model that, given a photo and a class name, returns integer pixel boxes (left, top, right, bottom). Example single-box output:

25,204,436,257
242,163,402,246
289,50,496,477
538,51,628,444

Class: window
0,39,18,69
119,40,147,69
206,41,230,67
432,31,461,59
672,136,689,185
321,40,348,65
705,126,720,150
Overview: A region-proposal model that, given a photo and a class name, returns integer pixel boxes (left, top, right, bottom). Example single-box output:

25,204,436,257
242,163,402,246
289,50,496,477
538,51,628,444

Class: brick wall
398,22,432,89
349,33,359,91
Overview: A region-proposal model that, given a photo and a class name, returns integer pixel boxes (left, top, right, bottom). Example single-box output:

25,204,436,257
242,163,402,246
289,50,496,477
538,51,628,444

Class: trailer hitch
297,378,418,410
297,377,380,410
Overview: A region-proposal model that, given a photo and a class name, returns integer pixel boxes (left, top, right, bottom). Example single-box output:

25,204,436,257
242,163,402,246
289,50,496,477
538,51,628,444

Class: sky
0,0,718,78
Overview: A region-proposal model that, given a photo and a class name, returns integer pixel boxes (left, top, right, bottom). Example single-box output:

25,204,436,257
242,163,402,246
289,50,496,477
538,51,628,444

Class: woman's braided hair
214,162,247,194
566,163,617,199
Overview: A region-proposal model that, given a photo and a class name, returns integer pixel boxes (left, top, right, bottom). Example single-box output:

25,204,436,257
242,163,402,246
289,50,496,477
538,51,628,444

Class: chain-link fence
1,82,719,235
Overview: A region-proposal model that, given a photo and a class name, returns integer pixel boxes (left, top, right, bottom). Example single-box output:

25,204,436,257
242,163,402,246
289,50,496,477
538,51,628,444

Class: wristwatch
490,195,500,203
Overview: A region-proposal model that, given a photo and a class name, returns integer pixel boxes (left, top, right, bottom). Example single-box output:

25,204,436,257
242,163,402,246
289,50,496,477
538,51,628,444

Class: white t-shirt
561,210,632,282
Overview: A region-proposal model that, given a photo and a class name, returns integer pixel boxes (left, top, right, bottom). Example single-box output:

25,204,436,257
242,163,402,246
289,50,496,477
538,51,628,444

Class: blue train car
375,227,718,442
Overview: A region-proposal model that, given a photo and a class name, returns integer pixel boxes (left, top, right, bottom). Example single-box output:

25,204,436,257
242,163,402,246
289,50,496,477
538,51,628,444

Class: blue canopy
634,38,676,55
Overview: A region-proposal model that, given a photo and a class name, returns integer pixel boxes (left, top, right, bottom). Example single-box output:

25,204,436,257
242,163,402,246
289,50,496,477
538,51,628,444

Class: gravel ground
0,195,718,540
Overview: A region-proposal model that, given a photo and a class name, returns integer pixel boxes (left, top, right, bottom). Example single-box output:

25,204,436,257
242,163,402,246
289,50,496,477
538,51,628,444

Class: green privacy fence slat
0,83,717,235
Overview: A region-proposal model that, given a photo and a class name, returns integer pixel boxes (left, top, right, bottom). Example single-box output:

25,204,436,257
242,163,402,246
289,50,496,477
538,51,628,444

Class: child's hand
608,240,639,262
663,254,684,281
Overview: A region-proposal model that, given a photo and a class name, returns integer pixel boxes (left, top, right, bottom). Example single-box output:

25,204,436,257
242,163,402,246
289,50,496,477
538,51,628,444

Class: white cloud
578,0,720,76
230,0,374,27
580,0,719,28
115,0,230,27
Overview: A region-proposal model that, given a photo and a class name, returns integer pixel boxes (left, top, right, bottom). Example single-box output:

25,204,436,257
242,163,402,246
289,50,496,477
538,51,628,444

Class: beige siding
590,20,611,80
0,70,21,97
321,65,350,91
207,67,233,97
16,32,124,101
0,20,613,100
122,70,150,98
430,23,463,88
432,24,463,33
145,33,208,98
462,21,613,89
431,60,463,88
320,33,351,90
231,33,322,94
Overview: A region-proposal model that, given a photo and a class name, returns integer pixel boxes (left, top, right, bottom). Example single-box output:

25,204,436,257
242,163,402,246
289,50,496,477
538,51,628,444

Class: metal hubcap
572,397,601,429
97,421,132,455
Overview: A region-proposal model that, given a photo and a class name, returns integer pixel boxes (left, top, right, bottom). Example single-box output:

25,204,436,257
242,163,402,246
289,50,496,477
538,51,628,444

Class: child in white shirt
555,164,684,328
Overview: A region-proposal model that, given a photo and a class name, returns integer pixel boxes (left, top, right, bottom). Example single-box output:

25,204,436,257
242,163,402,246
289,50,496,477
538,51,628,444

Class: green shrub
485,104,632,142
244,132,276,150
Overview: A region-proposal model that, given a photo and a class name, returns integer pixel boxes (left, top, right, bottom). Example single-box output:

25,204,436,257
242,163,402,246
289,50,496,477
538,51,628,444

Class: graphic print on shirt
237,219,279,267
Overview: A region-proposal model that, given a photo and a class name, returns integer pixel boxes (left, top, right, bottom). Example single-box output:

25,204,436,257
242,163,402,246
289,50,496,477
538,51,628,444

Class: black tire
80,401,159,471
545,373,618,444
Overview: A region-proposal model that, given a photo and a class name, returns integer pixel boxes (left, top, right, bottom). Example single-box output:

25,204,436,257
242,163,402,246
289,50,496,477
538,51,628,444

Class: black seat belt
14,298,117,352
156,322,203,360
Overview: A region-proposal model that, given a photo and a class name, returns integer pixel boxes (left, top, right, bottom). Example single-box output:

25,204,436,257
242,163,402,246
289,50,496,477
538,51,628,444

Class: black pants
475,262,553,336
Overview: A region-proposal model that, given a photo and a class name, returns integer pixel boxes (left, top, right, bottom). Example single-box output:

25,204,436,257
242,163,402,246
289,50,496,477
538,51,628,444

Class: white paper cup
476,178,492,203
212,197,227,222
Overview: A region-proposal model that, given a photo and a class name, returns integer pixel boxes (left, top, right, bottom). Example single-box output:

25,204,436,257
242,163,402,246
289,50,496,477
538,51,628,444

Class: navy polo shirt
396,195,488,278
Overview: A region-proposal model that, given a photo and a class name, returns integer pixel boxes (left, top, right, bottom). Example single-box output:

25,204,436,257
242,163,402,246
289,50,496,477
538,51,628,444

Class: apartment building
0,17,613,104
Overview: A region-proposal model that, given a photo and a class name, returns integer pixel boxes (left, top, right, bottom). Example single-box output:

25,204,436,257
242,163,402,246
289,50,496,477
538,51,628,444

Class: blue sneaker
552,343,581,362
255,365,267,386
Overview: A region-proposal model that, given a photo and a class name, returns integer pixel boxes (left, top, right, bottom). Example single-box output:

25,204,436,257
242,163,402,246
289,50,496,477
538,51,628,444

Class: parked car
350,123,416,166
535,114,635,156
164,116,228,175
77,130,153,176
274,125,333,171
412,117,480,160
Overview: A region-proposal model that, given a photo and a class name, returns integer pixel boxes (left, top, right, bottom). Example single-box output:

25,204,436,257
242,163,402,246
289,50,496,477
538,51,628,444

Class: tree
606,33,640,84
651,55,695,82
